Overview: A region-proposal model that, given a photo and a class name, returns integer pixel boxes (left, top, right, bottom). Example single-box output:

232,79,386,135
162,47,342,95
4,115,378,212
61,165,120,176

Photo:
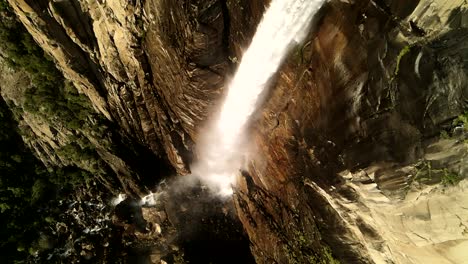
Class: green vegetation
452,112,468,129
391,44,413,81
282,229,341,264
0,1,99,129
322,246,341,264
0,1,116,261
0,94,110,261
0,0,111,181
438,112,468,139
440,130,450,139
441,169,462,186
0,96,53,260
413,160,463,187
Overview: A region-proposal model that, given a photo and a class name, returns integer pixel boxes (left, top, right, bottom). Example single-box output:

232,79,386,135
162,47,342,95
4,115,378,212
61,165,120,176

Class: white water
111,193,127,206
191,0,326,196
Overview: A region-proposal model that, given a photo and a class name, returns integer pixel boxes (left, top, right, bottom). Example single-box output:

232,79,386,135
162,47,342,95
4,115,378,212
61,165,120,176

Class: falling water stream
106,1,468,263
191,0,326,196
136,0,326,205
121,0,325,260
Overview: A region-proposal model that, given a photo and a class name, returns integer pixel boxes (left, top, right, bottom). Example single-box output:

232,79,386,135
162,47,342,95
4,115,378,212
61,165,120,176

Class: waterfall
192,0,326,196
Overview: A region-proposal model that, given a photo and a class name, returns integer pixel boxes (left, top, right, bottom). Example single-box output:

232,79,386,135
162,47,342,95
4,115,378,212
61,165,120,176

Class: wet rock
114,197,148,232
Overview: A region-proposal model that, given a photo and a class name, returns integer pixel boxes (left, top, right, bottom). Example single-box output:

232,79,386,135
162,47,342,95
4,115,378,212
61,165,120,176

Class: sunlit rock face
6,0,234,178
232,0,468,263
6,0,467,263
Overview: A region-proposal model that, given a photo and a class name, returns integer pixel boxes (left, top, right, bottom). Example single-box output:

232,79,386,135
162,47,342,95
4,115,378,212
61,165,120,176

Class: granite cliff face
6,0,232,176
3,0,467,263
234,0,468,263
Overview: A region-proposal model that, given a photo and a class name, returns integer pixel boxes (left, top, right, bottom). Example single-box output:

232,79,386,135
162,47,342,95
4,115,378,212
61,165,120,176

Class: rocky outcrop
334,137,468,263
5,0,467,263
6,0,235,175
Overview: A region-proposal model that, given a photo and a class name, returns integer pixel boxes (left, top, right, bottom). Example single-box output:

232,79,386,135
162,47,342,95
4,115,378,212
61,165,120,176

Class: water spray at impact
191,0,326,196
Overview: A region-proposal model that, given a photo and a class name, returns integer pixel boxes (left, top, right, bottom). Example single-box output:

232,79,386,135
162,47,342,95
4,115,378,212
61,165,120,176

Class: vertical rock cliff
2,0,467,263
233,0,468,263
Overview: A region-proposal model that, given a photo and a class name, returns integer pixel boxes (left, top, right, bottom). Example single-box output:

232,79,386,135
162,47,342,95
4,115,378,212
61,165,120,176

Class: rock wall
5,0,468,263
233,0,467,263
6,0,235,176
